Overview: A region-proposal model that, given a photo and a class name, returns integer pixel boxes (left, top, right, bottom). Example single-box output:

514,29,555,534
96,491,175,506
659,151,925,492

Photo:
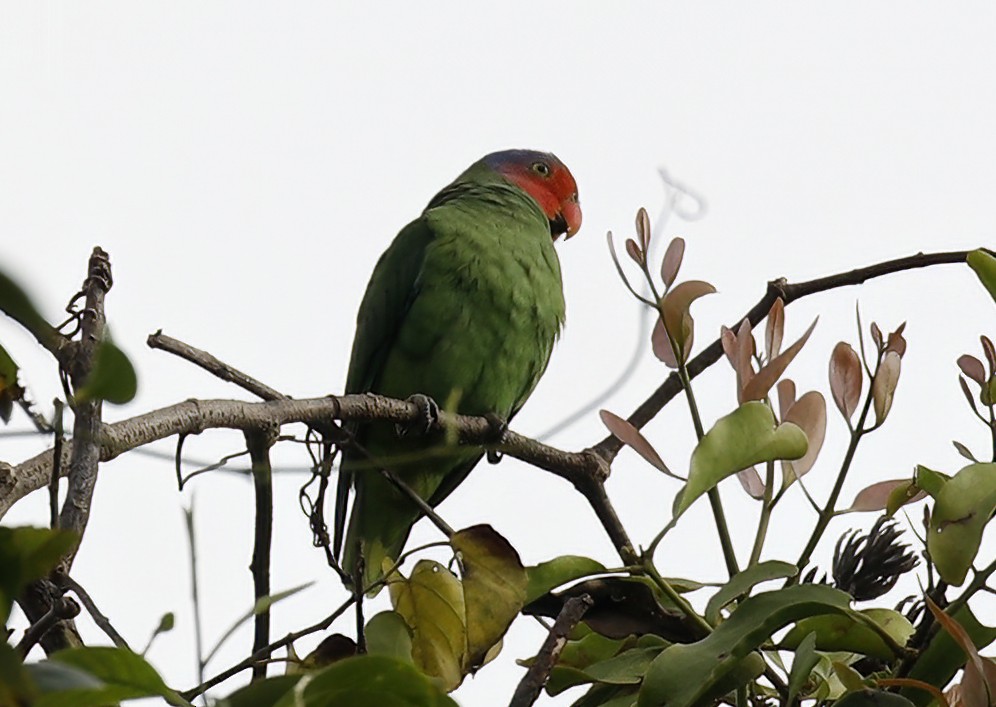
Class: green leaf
390,559,466,691
33,647,176,706
585,646,666,685
451,525,526,672
903,605,996,706
74,339,138,405
0,269,55,349
675,402,808,517
786,632,819,705
0,642,38,705
272,655,459,707
366,611,415,665
704,560,798,624
220,675,300,707
637,584,853,707
913,464,949,499
781,608,914,660
927,462,996,585
968,249,996,303
524,555,607,604
0,526,77,624
0,341,24,423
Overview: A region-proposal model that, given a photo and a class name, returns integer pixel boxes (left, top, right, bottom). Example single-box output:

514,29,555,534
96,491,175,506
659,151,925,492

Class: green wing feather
333,218,436,554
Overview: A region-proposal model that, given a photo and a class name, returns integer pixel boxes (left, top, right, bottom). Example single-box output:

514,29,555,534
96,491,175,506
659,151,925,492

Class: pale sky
2,3,996,704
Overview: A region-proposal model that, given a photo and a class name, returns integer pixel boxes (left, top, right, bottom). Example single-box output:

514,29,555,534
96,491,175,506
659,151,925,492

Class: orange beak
562,196,582,240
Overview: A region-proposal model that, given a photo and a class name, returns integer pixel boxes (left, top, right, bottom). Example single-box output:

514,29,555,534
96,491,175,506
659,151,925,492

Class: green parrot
335,149,582,590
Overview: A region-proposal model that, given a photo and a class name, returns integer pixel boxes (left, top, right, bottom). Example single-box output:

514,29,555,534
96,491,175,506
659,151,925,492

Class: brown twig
591,249,974,461
180,597,355,700
245,428,277,680
49,400,64,528
57,572,131,650
148,331,287,402
508,593,594,707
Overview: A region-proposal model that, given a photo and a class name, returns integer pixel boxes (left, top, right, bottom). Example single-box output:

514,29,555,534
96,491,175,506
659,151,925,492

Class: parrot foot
396,394,440,438
484,413,508,464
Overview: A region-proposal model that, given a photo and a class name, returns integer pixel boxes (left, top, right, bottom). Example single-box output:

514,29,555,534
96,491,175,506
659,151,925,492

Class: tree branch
15,595,80,657
148,331,287,402
591,249,974,461
245,427,277,680
59,246,113,559
508,593,593,707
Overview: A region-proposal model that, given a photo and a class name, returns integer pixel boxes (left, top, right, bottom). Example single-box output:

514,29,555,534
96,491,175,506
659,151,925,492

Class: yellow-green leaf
781,608,914,660
451,525,526,672
675,402,807,518
968,249,996,304
390,560,466,691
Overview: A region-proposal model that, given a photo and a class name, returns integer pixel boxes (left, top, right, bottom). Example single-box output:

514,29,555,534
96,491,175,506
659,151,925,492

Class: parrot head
483,149,582,240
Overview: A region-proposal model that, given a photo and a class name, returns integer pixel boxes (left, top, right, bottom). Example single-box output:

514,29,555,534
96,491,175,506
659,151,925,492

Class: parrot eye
531,161,551,177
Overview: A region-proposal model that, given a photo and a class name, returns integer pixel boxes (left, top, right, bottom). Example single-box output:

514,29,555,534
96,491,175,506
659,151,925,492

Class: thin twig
508,594,594,707
148,331,287,402
58,572,131,650
49,400,63,528
245,428,277,680
183,501,206,697
180,598,355,700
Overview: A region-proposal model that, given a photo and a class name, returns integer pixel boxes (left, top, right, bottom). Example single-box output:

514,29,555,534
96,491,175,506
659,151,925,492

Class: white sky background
2,2,996,704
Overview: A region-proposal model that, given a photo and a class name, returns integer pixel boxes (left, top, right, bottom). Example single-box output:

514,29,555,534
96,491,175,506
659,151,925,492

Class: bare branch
15,595,80,657
58,572,131,650
148,331,287,402
59,246,113,558
508,593,594,707
2,395,605,515
245,427,277,680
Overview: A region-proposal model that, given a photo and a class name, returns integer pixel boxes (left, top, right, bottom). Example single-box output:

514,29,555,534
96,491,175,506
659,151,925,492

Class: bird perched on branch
335,149,581,590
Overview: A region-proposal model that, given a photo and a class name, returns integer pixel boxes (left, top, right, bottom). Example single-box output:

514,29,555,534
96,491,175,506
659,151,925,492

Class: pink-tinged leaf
983,336,996,377
886,322,907,358
598,409,678,478
960,355,987,386
660,237,685,289
829,342,863,421
954,441,980,463
721,326,738,370
606,232,641,297
776,379,796,421
781,391,826,484
742,318,818,403
928,598,992,707
652,316,679,369
871,322,884,350
960,376,981,414
636,207,652,252
734,318,755,403
660,280,716,363
625,238,643,265
765,298,785,361
873,351,902,425
736,467,765,500
847,479,925,512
